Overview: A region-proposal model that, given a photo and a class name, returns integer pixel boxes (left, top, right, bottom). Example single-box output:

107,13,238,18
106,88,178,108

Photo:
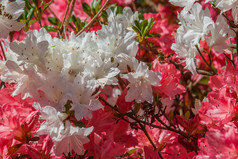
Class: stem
99,96,188,139
58,0,72,38
195,45,216,75
64,0,76,31
0,41,6,61
236,32,238,63
48,7,60,21
139,123,157,150
38,19,43,28
223,52,235,67
76,0,110,36
139,123,164,159
145,0,158,12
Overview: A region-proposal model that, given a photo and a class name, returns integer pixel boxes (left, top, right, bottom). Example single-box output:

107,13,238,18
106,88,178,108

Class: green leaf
30,136,40,142
20,19,27,24
70,15,77,23
138,13,144,20
132,26,141,35
169,110,174,122
72,120,85,128
231,46,237,53
122,148,138,157
24,0,32,9
82,3,92,16
44,25,57,32
133,103,141,114
28,19,37,25
40,0,44,8
184,111,190,120
26,8,34,21
199,77,209,85
21,10,28,20
134,20,141,31
108,3,117,12
32,0,38,6
42,1,52,11
209,0,216,4
116,6,123,15
64,102,72,112
91,0,101,14
48,17,60,26
147,33,161,38
101,10,108,22
8,144,23,155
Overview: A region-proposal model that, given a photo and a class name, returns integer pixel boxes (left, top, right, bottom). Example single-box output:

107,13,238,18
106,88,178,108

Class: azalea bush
0,0,238,158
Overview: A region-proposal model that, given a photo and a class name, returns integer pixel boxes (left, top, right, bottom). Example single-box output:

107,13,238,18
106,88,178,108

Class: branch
76,0,110,36
0,41,6,61
65,0,76,31
195,45,216,75
98,96,188,139
58,0,72,38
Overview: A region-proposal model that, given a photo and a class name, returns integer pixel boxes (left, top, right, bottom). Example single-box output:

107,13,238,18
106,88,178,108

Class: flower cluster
0,0,238,158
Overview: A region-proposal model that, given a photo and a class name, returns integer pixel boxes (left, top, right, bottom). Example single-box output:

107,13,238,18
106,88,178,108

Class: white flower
69,75,104,120
0,0,25,38
178,3,214,45
120,58,162,103
169,0,198,16
54,121,93,156
171,3,214,74
82,58,120,87
171,39,198,74
171,26,199,74
96,21,138,59
205,15,235,52
107,7,139,30
35,104,68,138
34,104,93,156
215,0,237,12
208,0,238,25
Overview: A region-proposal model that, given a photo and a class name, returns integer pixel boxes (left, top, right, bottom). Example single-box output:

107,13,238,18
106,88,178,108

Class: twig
195,45,216,75
145,0,159,12
65,0,76,31
139,123,157,149
99,96,188,139
223,52,235,67
58,0,72,38
76,0,110,36
236,32,238,63
0,41,6,61
48,7,60,21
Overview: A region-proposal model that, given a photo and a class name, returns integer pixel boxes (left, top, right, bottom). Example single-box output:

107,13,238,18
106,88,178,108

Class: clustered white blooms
170,1,235,74
208,0,238,24
0,7,163,155
0,0,25,38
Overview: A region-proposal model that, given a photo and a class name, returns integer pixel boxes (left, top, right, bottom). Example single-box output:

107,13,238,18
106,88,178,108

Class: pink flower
199,87,237,128
152,59,186,98
196,122,238,158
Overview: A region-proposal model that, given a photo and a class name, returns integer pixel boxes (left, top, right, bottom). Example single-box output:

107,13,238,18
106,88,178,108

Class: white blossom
54,121,93,156
205,15,235,52
168,0,198,16
120,58,162,103
107,7,139,30
206,0,238,25
69,75,104,120
96,21,138,59
171,3,214,74
178,3,214,45
34,104,93,156
0,0,25,38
